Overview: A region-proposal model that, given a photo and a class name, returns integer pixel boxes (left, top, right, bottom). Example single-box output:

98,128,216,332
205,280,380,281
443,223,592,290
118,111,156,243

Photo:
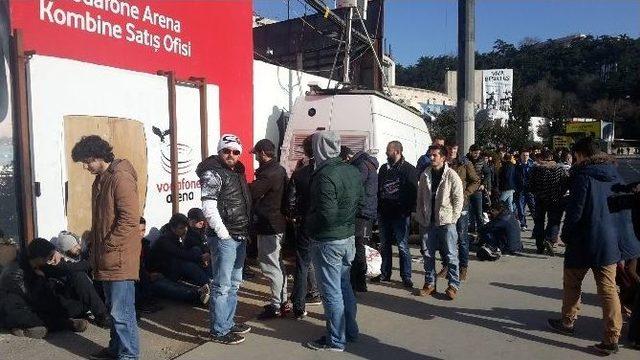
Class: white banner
482,69,513,113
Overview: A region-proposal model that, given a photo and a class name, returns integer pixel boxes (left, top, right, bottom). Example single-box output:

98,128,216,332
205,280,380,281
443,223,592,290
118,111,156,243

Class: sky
253,0,640,65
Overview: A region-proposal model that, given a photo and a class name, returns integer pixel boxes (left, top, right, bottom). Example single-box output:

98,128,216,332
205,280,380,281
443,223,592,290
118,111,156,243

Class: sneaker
445,286,458,300
305,294,322,306
10,326,47,339
307,336,344,352
293,309,308,320
460,267,468,281
209,332,245,345
89,348,116,360
591,342,619,355
543,241,555,257
67,318,88,332
402,279,414,288
198,284,211,305
230,323,251,335
257,304,281,319
437,266,448,279
547,318,575,336
370,275,390,283
520,225,528,231
418,284,435,297
280,301,293,316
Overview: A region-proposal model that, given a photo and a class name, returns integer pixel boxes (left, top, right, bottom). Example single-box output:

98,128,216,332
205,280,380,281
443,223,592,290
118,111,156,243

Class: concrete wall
444,70,483,105
388,85,454,109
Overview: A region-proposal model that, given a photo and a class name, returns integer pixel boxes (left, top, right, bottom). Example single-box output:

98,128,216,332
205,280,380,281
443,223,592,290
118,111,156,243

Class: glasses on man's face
222,149,241,156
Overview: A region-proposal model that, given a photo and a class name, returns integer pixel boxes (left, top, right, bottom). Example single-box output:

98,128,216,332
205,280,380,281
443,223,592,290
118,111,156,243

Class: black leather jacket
196,155,252,237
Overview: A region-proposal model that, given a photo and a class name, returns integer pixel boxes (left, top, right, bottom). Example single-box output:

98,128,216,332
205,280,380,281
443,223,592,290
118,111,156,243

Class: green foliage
399,35,640,139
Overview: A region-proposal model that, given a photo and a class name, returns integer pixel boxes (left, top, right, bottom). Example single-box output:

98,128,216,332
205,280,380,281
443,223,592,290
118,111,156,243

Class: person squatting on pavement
197,134,253,345
547,137,640,355
305,130,364,352
416,144,464,300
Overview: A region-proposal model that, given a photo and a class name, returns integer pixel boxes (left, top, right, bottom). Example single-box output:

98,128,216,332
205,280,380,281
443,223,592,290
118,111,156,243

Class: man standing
445,143,480,281
417,145,464,300
547,138,640,355
514,149,536,230
286,136,322,320
349,150,379,292
197,134,252,345
71,135,140,360
466,144,489,234
374,141,418,288
528,149,568,255
417,136,446,176
306,131,363,351
249,139,290,319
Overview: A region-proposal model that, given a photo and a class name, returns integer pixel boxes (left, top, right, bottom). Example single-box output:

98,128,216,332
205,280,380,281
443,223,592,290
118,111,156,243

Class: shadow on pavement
45,331,104,358
490,282,600,307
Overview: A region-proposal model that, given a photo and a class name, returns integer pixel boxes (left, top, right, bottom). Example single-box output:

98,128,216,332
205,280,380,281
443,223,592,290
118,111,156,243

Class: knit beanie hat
217,134,243,154
52,231,81,254
28,238,55,260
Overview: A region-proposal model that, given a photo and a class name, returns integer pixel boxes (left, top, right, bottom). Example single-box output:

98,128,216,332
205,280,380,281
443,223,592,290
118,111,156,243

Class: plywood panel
64,116,147,237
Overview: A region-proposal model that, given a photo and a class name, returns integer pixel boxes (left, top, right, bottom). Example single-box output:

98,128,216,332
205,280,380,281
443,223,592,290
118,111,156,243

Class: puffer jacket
351,151,379,221
416,163,464,227
89,159,141,281
529,160,569,206
249,159,288,235
196,155,252,237
306,157,364,240
562,155,640,269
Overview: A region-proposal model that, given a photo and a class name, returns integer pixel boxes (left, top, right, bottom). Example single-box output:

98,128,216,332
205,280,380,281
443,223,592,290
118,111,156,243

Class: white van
280,88,432,175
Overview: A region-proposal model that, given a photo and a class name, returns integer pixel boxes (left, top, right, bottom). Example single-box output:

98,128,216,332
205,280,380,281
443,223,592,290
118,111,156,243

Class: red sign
9,0,254,169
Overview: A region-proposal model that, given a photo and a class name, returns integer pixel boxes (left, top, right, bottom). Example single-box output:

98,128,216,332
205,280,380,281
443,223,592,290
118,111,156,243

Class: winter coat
351,151,379,221
562,155,640,269
467,154,491,191
249,159,288,235
416,152,431,178
514,159,535,192
499,161,516,192
197,155,252,237
416,163,464,227
529,160,569,206
183,227,208,254
480,209,523,254
448,157,480,206
286,161,314,222
306,157,364,241
149,224,202,277
378,157,418,218
89,159,141,281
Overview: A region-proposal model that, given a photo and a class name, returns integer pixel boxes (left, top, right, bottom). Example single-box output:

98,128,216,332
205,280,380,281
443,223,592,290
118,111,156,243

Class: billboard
482,69,513,113
566,121,602,138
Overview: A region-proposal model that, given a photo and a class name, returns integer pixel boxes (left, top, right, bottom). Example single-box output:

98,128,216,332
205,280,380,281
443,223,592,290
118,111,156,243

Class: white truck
279,88,432,175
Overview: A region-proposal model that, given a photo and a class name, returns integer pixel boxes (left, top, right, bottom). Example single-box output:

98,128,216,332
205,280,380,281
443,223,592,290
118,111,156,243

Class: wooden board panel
63,116,147,237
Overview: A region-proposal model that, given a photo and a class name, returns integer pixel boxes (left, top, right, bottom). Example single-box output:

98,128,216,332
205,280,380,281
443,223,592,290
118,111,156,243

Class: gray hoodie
313,130,341,169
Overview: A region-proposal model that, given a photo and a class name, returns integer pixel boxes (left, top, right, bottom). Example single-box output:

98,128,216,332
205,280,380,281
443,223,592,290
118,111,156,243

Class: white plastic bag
365,245,382,278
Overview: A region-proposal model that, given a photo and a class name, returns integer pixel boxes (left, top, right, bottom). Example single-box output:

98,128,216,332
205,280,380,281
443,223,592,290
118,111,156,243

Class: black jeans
532,201,563,252
468,191,484,232
351,218,372,290
292,223,319,313
61,271,108,318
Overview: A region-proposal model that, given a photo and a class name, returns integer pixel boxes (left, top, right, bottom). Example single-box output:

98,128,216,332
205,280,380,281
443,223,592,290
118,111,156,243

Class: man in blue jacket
547,138,640,355
514,149,536,230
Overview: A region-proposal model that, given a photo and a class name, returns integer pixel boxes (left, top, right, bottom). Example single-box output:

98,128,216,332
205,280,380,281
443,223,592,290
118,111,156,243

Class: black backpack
477,245,501,261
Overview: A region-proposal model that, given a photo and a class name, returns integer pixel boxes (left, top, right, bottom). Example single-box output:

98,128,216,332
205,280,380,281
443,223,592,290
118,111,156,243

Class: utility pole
457,0,475,153
342,6,354,83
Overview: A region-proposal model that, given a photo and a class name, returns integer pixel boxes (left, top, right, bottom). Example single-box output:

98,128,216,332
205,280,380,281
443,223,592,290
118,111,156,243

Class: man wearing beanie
305,131,364,352
71,135,140,360
196,134,252,345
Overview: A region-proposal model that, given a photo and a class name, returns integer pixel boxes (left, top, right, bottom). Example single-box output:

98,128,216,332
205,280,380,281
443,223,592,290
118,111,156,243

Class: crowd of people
0,132,639,358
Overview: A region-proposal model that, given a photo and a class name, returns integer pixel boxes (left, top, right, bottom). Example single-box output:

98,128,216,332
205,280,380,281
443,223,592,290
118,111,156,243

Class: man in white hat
196,134,252,345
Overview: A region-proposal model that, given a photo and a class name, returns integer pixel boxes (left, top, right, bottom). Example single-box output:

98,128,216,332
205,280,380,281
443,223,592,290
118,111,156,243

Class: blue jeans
468,192,484,232
378,216,412,281
103,281,139,360
208,236,246,336
499,190,515,213
457,208,470,268
311,237,358,350
515,191,535,227
169,257,210,287
422,224,460,289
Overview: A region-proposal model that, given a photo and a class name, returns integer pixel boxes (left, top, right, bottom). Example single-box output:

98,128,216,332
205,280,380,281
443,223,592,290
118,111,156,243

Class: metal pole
342,7,353,84
457,0,475,153
166,71,179,214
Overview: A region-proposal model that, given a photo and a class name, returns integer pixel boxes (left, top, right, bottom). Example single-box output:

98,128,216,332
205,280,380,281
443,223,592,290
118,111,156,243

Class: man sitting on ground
184,208,209,255
149,213,211,288
478,202,523,256
51,231,82,262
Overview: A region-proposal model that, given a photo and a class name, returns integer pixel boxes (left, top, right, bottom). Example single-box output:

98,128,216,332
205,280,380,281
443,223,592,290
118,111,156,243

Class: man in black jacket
249,139,290,319
350,150,379,292
286,135,322,319
149,213,211,287
184,208,209,254
374,141,418,288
